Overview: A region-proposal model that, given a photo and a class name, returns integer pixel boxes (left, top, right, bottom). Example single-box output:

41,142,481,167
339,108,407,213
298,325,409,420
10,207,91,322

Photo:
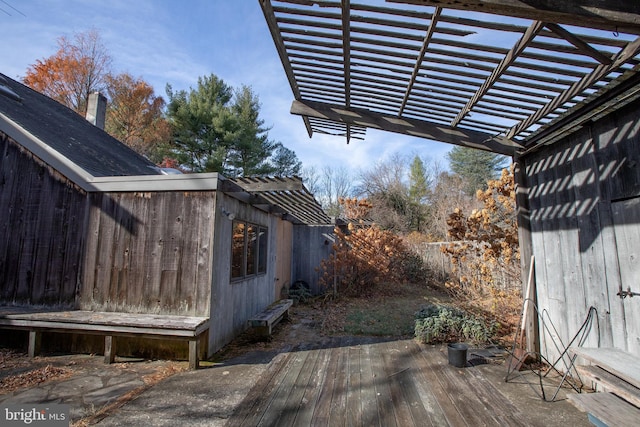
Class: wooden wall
207,194,279,354
80,191,215,317
523,96,640,362
292,225,334,294
0,133,87,307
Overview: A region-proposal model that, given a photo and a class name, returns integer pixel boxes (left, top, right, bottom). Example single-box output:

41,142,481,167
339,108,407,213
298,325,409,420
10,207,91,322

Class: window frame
230,219,268,281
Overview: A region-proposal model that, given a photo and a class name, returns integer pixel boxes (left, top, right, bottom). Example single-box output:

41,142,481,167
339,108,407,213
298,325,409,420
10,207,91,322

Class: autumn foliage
105,73,171,156
441,166,521,316
23,29,111,115
319,198,425,296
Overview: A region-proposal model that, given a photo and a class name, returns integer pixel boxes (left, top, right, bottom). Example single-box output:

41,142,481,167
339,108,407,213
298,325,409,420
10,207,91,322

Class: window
231,219,268,280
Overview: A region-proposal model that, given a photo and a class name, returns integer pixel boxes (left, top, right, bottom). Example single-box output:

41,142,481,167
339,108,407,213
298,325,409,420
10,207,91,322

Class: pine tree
447,146,507,195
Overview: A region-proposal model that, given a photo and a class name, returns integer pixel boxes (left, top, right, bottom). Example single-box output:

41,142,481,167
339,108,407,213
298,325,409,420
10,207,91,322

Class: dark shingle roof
0,73,160,177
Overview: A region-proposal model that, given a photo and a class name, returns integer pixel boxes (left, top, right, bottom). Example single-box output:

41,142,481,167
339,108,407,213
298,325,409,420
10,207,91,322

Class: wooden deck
227,338,579,427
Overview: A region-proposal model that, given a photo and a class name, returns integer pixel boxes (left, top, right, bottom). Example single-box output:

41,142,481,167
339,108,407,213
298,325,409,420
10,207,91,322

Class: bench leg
188,338,200,370
104,336,116,364
28,330,41,358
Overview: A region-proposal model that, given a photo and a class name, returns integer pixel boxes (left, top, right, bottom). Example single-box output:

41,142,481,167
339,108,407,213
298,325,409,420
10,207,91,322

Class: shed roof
259,0,640,155
0,73,161,181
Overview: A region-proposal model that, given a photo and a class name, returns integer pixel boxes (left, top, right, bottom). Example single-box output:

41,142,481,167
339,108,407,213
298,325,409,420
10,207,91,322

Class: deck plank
346,343,363,427
310,344,342,427
228,352,292,427
258,350,308,427
276,349,320,426
384,340,433,426
370,341,398,427
328,343,348,426
380,341,416,427
360,343,381,427
294,347,331,426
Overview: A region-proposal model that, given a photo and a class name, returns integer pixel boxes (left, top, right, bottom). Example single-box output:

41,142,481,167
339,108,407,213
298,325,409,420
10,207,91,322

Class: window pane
231,221,245,278
246,224,257,275
258,227,268,273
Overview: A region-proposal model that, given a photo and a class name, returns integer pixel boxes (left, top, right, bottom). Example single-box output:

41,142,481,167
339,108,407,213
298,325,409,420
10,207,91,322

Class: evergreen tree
408,155,429,204
165,75,301,176
271,142,302,176
407,155,430,232
225,85,275,177
447,146,507,195
165,74,234,173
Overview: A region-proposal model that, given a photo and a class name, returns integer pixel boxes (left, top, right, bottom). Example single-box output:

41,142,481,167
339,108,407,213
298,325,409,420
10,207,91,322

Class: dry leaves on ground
0,364,72,394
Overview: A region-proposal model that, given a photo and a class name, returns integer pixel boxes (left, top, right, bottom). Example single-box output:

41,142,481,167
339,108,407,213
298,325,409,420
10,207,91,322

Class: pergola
259,0,640,156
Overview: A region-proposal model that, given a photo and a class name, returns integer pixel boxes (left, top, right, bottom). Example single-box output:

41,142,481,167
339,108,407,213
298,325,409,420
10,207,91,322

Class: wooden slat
311,345,343,427
568,392,640,426
571,347,640,389
576,365,640,408
226,352,292,427
452,20,544,127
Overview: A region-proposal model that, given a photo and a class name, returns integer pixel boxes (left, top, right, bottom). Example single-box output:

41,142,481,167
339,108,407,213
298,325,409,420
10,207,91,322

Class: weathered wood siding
80,191,215,317
275,219,292,300
208,194,278,354
524,96,640,362
0,133,87,307
292,225,334,294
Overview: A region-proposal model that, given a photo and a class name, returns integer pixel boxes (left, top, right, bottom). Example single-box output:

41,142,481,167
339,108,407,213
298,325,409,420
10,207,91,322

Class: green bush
414,303,494,344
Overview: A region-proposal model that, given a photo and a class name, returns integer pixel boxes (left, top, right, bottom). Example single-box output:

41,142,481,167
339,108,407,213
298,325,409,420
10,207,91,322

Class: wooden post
104,335,116,364
513,155,539,355
189,338,200,370
28,330,41,358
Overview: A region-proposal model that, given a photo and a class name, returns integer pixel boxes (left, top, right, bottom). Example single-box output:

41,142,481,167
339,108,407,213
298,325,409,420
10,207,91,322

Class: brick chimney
85,92,107,130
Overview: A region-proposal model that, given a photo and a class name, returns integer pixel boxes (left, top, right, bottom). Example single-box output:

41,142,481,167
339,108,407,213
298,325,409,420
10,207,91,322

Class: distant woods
22,29,301,176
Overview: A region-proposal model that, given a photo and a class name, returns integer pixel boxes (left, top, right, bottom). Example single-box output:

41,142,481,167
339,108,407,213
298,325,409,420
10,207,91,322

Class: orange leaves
23,29,111,115
339,197,373,220
319,221,412,296
105,73,170,155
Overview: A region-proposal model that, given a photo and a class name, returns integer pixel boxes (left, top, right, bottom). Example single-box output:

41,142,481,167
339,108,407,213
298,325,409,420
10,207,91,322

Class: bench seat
248,299,293,337
0,307,209,369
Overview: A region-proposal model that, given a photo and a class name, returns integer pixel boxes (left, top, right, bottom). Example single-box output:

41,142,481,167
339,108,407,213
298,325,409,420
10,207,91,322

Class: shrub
318,198,429,296
414,303,494,344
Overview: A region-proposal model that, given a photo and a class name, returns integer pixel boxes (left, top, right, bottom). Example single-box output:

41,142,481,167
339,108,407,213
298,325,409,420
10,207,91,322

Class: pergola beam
291,99,523,156
509,35,640,139
451,20,544,127
544,23,612,65
341,0,352,142
390,0,640,35
399,6,441,115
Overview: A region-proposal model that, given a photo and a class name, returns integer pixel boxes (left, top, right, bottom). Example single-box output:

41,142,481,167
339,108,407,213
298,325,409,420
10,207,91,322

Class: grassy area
330,282,451,338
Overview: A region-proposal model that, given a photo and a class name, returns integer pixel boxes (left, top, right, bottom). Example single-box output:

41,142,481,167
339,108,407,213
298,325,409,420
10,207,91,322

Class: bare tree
24,29,112,115
306,166,354,216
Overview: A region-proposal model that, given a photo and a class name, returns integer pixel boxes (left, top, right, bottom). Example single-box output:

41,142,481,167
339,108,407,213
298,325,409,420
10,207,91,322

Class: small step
570,347,640,389
568,392,640,427
576,365,640,408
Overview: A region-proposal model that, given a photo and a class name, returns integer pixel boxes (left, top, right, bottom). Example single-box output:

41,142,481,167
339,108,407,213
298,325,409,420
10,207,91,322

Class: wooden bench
0,307,209,370
568,347,640,426
248,299,293,337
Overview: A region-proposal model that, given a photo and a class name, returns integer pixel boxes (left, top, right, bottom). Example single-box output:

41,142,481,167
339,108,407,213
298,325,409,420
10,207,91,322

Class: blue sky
1,0,454,174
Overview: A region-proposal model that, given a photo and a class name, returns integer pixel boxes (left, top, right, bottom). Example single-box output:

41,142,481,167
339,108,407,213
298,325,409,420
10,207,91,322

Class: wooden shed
259,0,640,366
0,73,331,361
